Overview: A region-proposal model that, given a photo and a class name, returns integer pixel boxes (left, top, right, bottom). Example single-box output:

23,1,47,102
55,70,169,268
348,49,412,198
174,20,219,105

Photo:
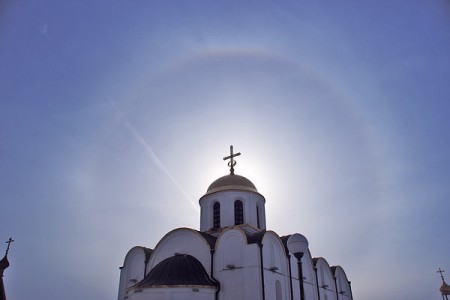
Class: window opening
257,205,260,228
213,202,220,228
276,280,282,300
234,200,243,225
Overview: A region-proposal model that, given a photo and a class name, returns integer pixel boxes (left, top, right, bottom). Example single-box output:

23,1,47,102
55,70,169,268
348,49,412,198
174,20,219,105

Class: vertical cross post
5,238,13,256
438,268,446,282
223,145,241,175
438,268,449,300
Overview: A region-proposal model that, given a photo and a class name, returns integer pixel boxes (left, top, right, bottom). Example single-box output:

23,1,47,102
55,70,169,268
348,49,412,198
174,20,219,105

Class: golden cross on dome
5,237,13,255
223,145,241,175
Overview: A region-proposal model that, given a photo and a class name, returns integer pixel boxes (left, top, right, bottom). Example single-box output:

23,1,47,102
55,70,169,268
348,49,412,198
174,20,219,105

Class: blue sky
1,1,449,299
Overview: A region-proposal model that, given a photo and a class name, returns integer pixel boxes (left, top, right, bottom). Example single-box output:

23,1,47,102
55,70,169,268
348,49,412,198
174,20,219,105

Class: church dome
136,254,217,288
205,174,258,195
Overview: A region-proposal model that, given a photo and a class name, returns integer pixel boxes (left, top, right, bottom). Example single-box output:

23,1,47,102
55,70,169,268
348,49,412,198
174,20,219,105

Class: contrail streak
109,99,199,212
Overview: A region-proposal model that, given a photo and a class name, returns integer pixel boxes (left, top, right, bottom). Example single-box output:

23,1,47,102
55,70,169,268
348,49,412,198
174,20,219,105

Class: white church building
117,146,353,300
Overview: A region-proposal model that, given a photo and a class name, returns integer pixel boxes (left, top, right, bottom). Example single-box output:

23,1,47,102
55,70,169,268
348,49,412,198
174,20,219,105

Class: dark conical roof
137,254,217,288
441,280,450,295
0,256,9,272
205,174,257,195
0,255,9,300
0,255,9,277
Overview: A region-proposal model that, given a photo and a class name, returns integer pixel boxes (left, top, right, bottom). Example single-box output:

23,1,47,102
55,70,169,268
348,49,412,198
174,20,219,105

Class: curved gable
214,227,261,299
262,231,289,275
314,257,337,300
122,246,152,268
332,266,352,299
148,227,214,274
118,246,152,300
215,227,248,269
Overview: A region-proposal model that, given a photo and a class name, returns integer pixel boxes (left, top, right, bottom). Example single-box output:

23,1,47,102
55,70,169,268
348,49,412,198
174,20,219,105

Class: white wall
214,227,262,300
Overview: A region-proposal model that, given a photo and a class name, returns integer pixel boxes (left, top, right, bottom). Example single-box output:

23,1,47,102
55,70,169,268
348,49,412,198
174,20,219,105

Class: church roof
197,231,217,249
441,280,450,295
331,266,339,274
242,226,266,244
204,174,258,196
0,255,9,275
136,254,218,288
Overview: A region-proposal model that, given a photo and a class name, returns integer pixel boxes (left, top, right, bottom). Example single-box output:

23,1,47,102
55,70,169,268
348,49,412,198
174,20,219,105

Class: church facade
117,147,353,300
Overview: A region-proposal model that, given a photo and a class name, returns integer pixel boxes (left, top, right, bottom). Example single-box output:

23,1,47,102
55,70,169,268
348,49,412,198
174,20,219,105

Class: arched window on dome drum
256,205,260,228
213,202,220,228
234,200,243,225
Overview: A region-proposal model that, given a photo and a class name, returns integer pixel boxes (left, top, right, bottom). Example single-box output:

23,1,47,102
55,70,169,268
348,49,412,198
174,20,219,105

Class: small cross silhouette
5,237,14,255
438,268,446,281
223,145,241,175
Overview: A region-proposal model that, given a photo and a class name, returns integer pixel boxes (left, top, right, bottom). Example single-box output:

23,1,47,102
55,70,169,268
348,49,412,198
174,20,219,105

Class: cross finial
5,237,13,256
223,145,241,175
438,268,446,282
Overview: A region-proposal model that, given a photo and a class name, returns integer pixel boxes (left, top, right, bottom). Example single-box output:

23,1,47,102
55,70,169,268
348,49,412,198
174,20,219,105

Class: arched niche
214,227,248,270
262,231,289,276
118,246,152,300
262,231,290,300
332,266,352,300
214,227,250,299
313,257,337,300
147,228,213,275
